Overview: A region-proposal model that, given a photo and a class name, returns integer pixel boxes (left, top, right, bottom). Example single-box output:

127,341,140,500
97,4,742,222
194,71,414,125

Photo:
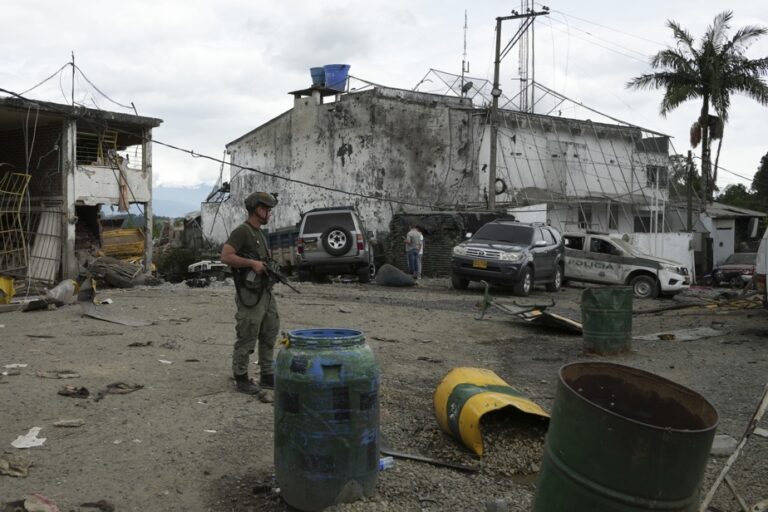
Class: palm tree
627,11,768,201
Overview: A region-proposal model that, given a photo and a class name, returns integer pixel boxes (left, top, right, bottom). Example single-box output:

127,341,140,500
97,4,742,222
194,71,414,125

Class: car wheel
358,265,371,284
513,267,532,297
322,226,353,256
546,265,563,292
297,269,311,282
630,275,658,299
451,274,469,290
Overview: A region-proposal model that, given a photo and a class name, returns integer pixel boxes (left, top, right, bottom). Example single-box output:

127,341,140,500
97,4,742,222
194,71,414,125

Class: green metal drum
581,287,633,355
533,362,718,512
274,329,379,512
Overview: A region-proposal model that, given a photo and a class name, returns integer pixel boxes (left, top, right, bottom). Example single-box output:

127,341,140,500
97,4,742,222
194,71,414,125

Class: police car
563,232,690,299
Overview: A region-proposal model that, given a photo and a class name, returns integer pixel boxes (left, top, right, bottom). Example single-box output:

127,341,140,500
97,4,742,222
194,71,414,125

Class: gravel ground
0,278,766,511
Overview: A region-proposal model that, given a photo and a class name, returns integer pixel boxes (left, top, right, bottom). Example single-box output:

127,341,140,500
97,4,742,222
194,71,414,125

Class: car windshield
303,213,355,232
724,253,756,265
472,224,533,245
610,238,641,255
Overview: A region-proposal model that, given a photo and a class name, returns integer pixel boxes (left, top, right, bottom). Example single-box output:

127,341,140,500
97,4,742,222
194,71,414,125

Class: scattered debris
23,493,61,512
24,334,55,339
80,500,115,512
370,336,400,343
88,256,144,288
128,341,152,347
433,367,549,456
57,385,90,399
204,429,217,434
81,301,152,327
184,359,200,363
476,282,582,334
481,409,546,476
1,369,20,377
94,382,144,402
185,277,211,288
44,279,78,305
380,446,479,473
485,499,510,512
35,370,79,379
338,307,352,313
633,327,721,342
159,339,181,350
11,427,46,449
158,359,173,365
374,264,416,287
4,364,28,369
417,356,442,364
711,434,738,457
53,419,85,428
700,383,768,512
0,453,32,477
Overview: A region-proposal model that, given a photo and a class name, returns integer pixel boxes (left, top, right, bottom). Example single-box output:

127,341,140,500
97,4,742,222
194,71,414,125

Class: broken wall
225,89,478,234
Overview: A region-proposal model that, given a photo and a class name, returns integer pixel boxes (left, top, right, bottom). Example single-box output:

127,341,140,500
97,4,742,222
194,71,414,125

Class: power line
20,63,70,96
544,20,650,63
543,6,668,47
74,65,134,111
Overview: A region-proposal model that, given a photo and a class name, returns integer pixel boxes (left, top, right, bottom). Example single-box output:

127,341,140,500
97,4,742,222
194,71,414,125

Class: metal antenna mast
518,0,529,112
460,10,470,96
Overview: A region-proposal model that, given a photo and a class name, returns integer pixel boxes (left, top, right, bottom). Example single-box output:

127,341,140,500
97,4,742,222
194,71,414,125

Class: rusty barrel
533,362,718,512
581,287,633,355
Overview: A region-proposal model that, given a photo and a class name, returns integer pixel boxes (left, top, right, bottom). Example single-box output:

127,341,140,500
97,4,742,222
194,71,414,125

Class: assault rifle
237,252,300,294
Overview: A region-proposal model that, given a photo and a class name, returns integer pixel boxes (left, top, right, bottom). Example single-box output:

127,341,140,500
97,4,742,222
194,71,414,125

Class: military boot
259,373,274,389
234,374,262,395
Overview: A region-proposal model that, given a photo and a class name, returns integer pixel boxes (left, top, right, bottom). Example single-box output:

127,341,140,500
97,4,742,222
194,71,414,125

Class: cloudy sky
2,0,766,201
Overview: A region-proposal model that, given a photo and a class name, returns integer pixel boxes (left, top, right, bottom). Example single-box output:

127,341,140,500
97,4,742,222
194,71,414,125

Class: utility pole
488,7,549,210
686,150,693,232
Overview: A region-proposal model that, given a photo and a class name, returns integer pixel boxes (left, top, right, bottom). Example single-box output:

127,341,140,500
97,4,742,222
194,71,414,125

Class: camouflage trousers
232,291,280,377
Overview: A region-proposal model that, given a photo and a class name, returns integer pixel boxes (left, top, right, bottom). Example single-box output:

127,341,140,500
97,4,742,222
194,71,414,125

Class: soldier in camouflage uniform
220,191,280,394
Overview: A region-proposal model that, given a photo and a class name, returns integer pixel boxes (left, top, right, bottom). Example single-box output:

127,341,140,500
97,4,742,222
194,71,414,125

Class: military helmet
244,191,278,211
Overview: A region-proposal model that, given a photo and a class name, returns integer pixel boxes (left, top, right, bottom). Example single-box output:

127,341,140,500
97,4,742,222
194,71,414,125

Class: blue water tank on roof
323,64,350,92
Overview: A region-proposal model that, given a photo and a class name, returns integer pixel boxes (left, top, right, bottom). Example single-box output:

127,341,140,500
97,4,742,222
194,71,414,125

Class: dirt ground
1,277,767,512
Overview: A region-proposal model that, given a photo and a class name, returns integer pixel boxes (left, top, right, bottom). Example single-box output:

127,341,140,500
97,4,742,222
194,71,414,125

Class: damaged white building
205,79,683,247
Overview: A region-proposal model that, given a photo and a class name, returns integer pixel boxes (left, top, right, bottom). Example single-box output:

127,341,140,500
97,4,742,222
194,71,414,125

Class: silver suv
296,206,375,283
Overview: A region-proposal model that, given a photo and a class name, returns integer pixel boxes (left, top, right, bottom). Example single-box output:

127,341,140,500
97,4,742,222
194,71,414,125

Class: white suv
296,206,375,283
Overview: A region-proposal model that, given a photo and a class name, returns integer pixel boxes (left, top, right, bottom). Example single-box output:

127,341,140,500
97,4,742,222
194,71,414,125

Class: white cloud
1,0,765,191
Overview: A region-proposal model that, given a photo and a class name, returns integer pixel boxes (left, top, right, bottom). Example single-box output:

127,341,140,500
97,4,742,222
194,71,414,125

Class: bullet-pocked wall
222,88,478,237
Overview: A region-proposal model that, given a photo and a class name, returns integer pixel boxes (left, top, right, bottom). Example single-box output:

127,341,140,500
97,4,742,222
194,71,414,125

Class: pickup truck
563,232,690,299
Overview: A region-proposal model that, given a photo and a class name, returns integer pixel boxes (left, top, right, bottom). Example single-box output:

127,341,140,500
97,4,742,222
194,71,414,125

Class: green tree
668,153,703,200
717,183,757,209
752,151,768,210
627,11,768,201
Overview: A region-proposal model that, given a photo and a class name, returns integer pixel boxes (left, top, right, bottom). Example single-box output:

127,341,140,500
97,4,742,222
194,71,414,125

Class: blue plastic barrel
323,64,350,91
310,67,325,87
275,328,379,511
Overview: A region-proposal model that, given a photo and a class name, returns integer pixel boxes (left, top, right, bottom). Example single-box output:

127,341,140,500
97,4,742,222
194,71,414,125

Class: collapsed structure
0,96,162,285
